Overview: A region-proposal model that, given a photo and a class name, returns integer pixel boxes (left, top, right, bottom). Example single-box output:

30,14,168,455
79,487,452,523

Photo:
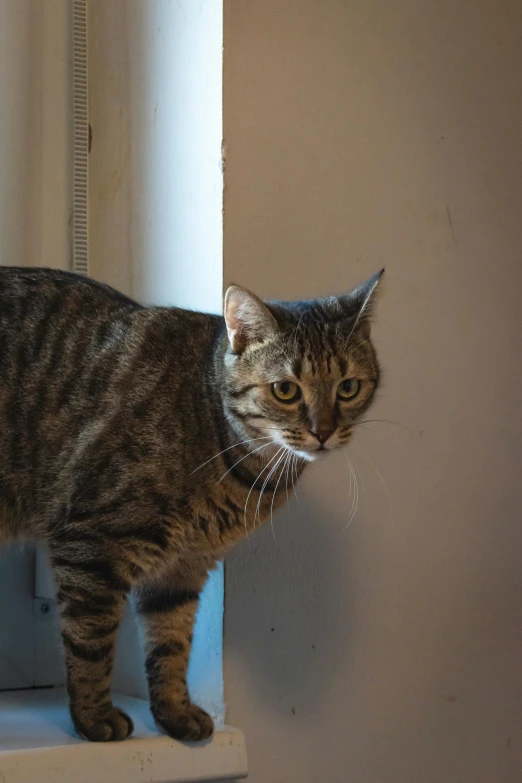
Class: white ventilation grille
72,0,89,276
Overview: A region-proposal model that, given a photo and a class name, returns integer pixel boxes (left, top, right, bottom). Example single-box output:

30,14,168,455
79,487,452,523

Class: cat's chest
185,477,289,553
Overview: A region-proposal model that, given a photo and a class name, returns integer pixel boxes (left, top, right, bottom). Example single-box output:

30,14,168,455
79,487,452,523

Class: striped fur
0,267,381,742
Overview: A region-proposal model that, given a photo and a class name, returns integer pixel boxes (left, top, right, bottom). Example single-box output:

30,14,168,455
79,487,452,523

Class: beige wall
223,1,522,781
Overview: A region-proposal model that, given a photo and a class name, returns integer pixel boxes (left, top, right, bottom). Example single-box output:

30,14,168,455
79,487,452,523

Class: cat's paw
153,702,214,741
71,704,134,742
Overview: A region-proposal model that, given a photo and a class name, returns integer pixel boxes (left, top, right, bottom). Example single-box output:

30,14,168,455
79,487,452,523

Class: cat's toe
153,703,214,741
72,705,134,742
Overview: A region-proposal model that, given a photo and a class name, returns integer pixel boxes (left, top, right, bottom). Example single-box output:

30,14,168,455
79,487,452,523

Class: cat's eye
272,381,301,403
337,378,361,400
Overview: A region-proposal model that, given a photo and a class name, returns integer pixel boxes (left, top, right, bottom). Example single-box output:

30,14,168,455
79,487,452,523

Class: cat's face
223,273,382,459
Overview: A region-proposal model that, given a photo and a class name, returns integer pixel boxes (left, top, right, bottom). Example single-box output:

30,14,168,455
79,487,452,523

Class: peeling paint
220,139,227,174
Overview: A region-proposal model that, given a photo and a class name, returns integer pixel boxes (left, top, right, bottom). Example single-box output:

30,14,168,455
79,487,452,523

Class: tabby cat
0,267,382,742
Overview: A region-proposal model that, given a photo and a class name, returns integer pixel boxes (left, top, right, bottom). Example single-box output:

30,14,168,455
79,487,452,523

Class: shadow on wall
224,441,395,719
225,406,522,779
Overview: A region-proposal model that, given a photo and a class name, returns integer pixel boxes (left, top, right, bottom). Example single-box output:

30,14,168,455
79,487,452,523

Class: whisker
190,436,272,475
354,462,359,520
243,447,283,533
291,453,300,504
278,345,293,364
291,311,306,354
342,280,379,350
348,461,357,519
243,461,272,539
284,449,292,504
347,460,356,522
254,448,286,529
352,435,395,532
347,458,354,515
216,441,272,484
352,459,368,512
269,449,290,544
254,455,282,530
354,464,360,522
342,460,359,532
290,469,296,502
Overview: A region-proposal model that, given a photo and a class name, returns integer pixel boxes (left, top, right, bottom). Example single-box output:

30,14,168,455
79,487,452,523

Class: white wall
88,0,225,722
223,1,522,781
89,0,223,314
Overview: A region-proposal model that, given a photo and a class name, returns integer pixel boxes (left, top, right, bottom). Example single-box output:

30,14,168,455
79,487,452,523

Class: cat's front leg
136,574,214,742
50,547,134,742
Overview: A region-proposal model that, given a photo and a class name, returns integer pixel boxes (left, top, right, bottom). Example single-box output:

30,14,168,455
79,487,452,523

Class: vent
72,0,89,276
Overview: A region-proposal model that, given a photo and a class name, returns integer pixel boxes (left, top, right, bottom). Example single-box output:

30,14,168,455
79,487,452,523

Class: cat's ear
340,268,384,335
224,285,278,353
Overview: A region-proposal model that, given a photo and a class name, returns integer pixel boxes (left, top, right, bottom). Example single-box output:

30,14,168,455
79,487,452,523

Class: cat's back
0,269,143,528
0,268,223,537
0,266,137,322
0,267,138,371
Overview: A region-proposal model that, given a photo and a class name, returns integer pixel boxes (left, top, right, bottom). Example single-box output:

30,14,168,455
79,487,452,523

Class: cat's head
222,271,383,459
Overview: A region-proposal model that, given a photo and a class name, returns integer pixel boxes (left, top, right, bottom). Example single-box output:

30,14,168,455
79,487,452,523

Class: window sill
0,688,247,783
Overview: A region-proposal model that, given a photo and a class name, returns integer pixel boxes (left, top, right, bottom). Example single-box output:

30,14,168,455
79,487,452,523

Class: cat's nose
309,428,334,445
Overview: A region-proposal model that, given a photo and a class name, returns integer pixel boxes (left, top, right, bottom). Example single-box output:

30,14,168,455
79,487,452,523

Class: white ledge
0,688,247,783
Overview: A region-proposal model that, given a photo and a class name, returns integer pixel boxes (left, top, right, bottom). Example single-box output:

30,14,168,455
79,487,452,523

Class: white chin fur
268,434,318,462
294,449,317,462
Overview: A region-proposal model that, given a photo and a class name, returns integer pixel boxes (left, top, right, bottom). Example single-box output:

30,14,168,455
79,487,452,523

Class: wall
0,0,41,688
223,1,522,781
89,0,223,314
0,0,71,690
88,0,225,720
0,0,41,269
1,0,227,725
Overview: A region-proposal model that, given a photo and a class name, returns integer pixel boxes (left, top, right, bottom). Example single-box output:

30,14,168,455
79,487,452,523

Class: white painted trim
86,0,226,719
0,689,247,782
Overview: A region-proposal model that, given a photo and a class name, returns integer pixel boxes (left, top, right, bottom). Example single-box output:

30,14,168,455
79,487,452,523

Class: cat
0,266,382,742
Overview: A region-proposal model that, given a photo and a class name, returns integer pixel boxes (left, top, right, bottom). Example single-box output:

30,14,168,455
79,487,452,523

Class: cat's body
0,267,381,742
0,267,282,553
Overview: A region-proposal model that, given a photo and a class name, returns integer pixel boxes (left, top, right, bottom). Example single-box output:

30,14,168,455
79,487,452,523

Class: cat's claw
72,705,134,742
153,703,214,742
